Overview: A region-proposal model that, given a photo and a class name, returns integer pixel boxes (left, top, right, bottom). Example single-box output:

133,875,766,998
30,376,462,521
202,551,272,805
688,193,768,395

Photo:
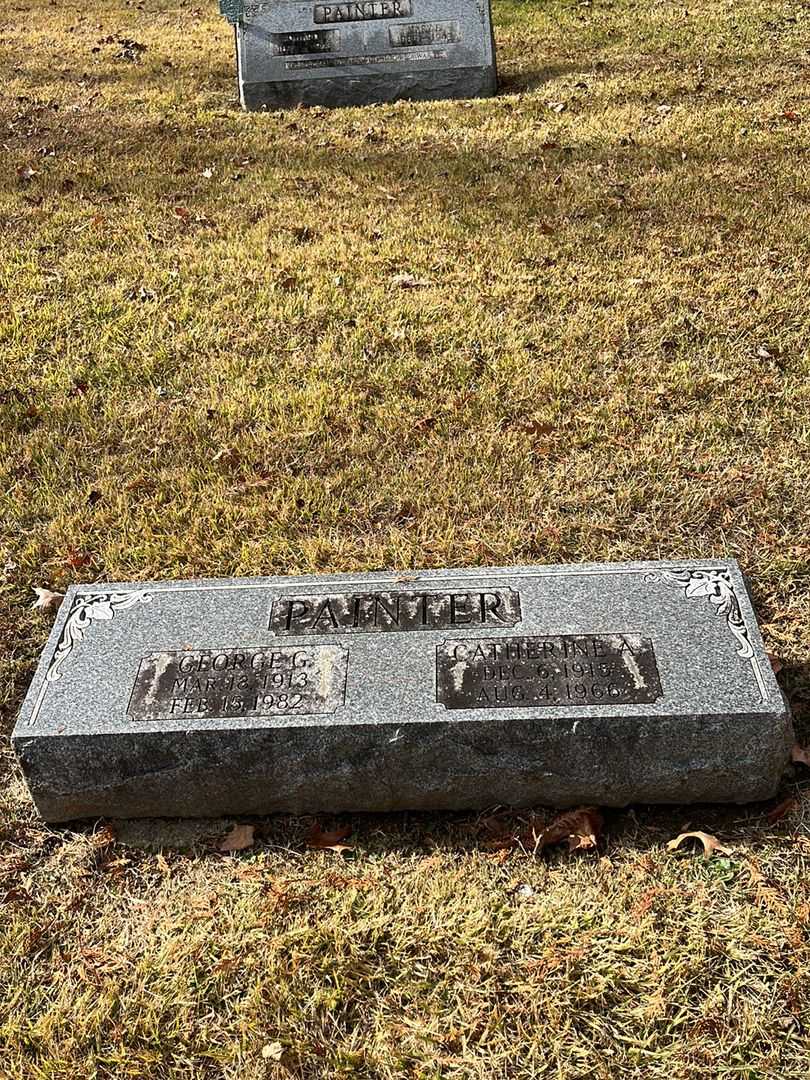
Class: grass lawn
2,0,810,1075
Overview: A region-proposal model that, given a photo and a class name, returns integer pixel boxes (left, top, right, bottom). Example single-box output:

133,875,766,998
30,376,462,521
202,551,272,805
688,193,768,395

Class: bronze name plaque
269,588,521,635
270,29,340,55
436,634,662,710
128,645,348,721
389,20,460,46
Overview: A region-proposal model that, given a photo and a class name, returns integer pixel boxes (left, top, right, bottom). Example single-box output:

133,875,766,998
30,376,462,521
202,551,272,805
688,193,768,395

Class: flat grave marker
13,559,792,821
220,0,497,109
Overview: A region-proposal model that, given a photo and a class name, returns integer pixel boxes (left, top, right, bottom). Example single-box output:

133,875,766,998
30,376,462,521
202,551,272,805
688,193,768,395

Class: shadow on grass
100,786,810,859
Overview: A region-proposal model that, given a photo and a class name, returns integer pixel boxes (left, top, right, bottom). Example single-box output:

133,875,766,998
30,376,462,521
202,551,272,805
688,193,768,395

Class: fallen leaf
218,824,255,852
521,419,555,437
173,206,192,222
305,822,353,853
127,284,157,302
390,272,431,289
529,807,604,853
90,823,117,849
261,1042,284,1061
477,812,516,851
66,550,92,570
17,164,36,182
667,831,732,859
767,797,798,824
32,587,65,611
212,446,240,467
745,858,765,886
768,653,783,674
112,37,147,62
791,743,810,767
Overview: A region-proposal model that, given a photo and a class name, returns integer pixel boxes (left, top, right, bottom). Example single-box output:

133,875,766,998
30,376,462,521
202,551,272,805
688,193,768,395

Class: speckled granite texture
13,560,793,821
234,0,497,109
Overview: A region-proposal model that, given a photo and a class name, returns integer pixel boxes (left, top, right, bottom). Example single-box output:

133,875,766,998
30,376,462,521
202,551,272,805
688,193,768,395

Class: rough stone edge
240,65,497,109
13,703,794,822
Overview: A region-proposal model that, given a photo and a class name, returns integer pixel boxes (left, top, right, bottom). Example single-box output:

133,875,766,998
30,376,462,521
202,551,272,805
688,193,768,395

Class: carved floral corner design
654,568,754,659
46,591,152,684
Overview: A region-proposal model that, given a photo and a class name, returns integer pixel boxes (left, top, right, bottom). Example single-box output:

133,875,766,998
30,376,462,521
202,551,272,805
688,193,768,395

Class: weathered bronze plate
128,645,348,721
436,634,662,710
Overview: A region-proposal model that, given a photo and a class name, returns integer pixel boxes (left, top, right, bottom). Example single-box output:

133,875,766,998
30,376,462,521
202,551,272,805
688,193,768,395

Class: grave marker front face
13,560,793,821
221,0,497,109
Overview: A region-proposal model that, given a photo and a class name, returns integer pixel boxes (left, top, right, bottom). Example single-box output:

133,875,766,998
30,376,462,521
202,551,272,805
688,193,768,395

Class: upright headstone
13,560,792,821
220,0,497,109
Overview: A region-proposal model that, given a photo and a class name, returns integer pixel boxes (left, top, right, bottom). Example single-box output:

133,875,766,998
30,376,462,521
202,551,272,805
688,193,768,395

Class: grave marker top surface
17,559,784,736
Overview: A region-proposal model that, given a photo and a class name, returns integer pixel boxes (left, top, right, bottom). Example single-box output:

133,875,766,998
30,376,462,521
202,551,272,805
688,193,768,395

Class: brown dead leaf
766,797,798,824
305,822,353,853
66,550,92,570
791,743,810,767
212,446,240,468
31,587,65,611
768,653,783,674
529,807,604,853
89,823,117,854
667,831,732,859
218,823,255,852
173,206,192,222
521,419,555,438
745,858,765,886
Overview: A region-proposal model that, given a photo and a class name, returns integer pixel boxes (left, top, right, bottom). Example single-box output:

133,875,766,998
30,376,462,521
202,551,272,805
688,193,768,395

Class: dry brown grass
2,0,810,1075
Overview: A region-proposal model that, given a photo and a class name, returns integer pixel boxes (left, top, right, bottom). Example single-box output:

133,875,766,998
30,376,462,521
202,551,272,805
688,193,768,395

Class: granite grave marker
13,559,793,821
220,0,497,109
